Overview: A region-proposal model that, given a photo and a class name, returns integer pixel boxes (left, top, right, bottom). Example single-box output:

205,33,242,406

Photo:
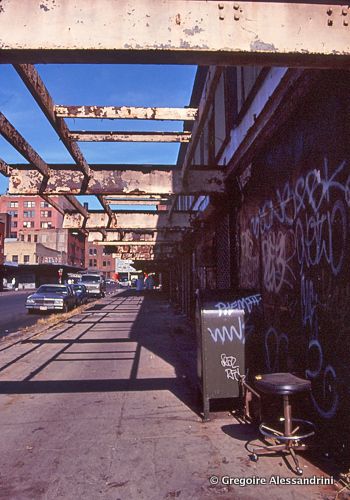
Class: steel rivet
344,19,349,26
219,14,225,20
327,8,332,15
328,18,333,26
233,3,239,10
234,14,240,21
342,7,348,16
218,3,224,9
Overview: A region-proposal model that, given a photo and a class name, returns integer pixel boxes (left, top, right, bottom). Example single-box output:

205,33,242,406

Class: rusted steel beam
8,165,225,196
181,67,222,179
55,105,198,121
105,199,169,206
168,67,223,220
88,230,183,243
115,253,174,261
14,64,90,178
96,241,176,246
105,195,167,200
0,158,12,177
40,195,65,215
0,113,49,178
96,194,114,223
63,211,192,231
40,193,87,219
105,195,170,206
64,195,89,219
1,1,350,68
69,131,191,143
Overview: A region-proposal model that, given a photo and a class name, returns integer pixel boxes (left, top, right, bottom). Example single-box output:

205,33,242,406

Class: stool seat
255,372,311,395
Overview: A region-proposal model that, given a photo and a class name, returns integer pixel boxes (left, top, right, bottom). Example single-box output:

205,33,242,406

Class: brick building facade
85,241,115,279
0,195,85,268
0,221,5,265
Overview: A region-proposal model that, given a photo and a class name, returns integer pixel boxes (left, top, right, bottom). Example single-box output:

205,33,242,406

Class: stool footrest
259,418,315,442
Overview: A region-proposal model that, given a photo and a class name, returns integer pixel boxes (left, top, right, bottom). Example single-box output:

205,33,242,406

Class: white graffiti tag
220,353,241,381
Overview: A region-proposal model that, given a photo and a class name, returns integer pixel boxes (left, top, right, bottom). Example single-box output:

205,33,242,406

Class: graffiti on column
239,157,350,421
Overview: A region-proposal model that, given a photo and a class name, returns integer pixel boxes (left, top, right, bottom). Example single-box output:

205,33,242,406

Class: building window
89,259,93,267
34,235,38,242
40,201,49,208
9,201,18,208
9,211,17,218
23,255,30,263
11,221,17,228
40,221,52,229
10,232,17,239
94,259,97,267
27,234,31,242
23,221,34,228
24,201,35,208
40,210,52,218
12,255,18,263
103,261,106,267
20,234,24,241
89,248,94,255
24,210,35,218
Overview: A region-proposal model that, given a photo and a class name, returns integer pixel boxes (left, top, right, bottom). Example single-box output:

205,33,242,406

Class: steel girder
0,1,349,67
8,165,225,196
63,211,193,231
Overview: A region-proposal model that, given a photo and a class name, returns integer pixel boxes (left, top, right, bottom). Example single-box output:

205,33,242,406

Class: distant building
0,195,85,268
85,241,115,279
0,213,11,238
4,239,64,265
0,221,5,265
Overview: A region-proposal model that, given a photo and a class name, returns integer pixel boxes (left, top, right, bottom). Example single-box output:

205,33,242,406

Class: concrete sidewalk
0,291,338,499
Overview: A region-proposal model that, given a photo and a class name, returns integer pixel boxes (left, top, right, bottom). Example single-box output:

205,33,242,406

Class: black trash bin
195,289,262,420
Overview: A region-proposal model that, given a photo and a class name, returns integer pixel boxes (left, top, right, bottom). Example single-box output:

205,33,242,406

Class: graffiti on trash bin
220,353,242,381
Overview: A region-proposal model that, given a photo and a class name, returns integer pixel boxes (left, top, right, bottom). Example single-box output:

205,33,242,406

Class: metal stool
250,373,315,475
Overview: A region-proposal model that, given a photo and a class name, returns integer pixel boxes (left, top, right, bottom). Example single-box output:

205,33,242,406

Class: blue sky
0,64,197,209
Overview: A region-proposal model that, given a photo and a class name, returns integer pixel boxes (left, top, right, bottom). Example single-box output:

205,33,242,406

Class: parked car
26,284,76,314
79,273,106,298
118,277,130,288
72,283,89,305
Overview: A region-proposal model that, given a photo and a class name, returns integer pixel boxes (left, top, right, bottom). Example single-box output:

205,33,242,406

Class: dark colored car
72,283,89,306
26,284,76,314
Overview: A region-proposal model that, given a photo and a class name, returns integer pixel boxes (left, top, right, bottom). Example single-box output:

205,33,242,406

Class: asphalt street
0,283,119,338
0,291,38,337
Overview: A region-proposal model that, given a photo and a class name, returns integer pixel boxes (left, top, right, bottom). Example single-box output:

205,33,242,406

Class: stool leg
289,448,303,475
283,395,292,436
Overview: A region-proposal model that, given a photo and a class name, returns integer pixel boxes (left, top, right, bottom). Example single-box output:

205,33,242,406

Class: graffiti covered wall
237,71,350,456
